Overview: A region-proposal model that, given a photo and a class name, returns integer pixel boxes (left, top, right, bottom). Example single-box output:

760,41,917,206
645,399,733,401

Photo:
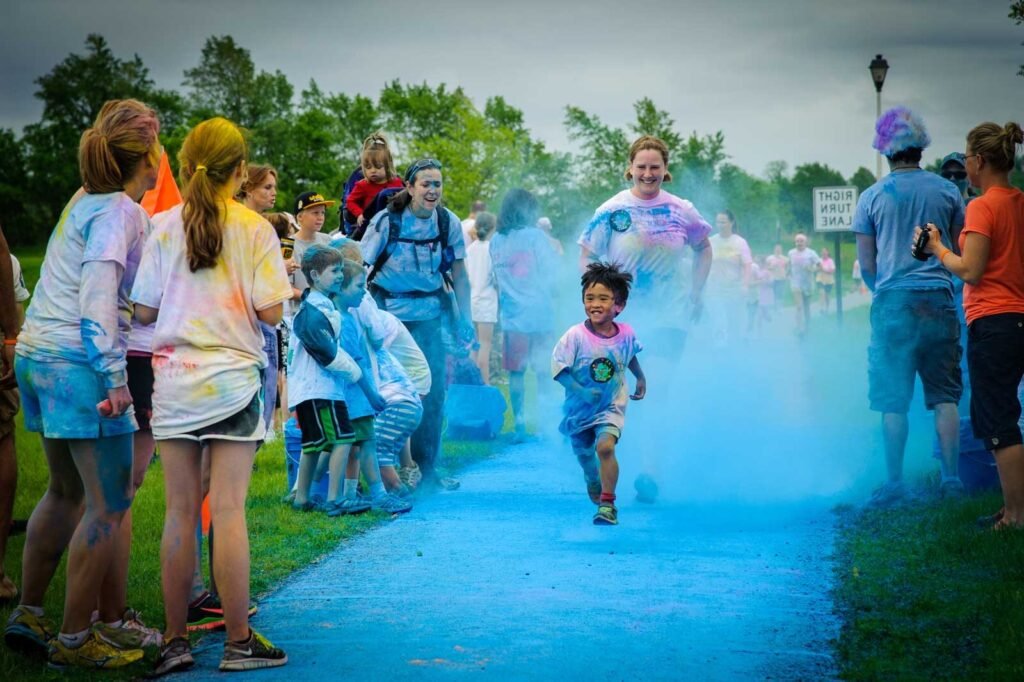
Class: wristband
938,248,952,263
2,338,16,346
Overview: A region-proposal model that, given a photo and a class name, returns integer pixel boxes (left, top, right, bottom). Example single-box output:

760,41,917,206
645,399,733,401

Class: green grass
832,483,1024,680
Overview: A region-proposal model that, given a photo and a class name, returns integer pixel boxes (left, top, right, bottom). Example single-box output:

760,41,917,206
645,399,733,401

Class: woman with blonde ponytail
8,99,160,669
917,121,1024,530
131,117,291,674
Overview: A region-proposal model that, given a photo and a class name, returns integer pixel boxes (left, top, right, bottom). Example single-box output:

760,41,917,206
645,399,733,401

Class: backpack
366,204,454,289
338,166,364,235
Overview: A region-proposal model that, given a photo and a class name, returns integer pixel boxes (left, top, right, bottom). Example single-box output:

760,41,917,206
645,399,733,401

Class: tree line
0,34,1001,249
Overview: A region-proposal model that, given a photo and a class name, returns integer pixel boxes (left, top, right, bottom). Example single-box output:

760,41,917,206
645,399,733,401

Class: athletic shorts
158,389,264,443
0,387,19,440
295,398,355,455
350,415,375,444
16,355,137,439
503,331,551,373
127,353,154,431
968,313,1024,450
569,424,622,453
868,289,962,413
375,400,423,467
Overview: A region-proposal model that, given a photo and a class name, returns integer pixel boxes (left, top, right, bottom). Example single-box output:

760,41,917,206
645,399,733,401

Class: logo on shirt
609,210,632,233
589,357,615,383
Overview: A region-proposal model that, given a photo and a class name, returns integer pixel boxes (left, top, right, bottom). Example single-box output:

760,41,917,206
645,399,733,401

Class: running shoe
593,503,618,526
150,636,194,677
939,478,965,499
866,481,907,509
47,630,143,670
4,605,55,657
586,480,602,505
325,497,372,517
94,609,162,649
219,628,288,672
371,493,413,515
187,592,258,632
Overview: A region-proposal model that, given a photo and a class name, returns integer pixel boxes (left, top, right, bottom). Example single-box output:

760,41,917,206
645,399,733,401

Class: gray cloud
2,0,1022,179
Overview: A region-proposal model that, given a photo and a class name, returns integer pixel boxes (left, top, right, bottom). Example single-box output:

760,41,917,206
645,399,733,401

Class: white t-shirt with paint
130,202,292,436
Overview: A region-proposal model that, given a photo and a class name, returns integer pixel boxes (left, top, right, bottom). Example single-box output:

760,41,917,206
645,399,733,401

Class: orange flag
140,150,182,218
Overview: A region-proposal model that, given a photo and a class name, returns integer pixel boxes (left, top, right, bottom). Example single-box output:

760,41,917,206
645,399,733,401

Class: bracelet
2,338,16,346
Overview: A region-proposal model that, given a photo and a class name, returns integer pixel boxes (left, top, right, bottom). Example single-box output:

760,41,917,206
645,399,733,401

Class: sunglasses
404,158,443,183
942,171,967,181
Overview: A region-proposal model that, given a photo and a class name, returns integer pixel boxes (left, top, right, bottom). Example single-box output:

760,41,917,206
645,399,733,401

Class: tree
781,162,846,232
182,36,292,129
1012,1,1024,76
0,129,30,244
717,163,783,250
19,34,184,242
849,167,877,193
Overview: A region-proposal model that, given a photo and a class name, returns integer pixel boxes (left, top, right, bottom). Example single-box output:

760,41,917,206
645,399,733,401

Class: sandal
992,516,1023,531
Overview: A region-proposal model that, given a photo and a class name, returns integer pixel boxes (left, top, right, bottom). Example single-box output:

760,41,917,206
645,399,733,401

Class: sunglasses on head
404,158,442,183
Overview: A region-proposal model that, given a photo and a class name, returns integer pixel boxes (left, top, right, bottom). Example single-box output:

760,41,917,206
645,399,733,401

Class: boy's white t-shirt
358,299,431,396
551,321,642,436
130,202,292,435
464,239,497,324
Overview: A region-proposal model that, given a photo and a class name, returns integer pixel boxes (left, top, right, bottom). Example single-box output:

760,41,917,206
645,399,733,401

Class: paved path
184,438,840,681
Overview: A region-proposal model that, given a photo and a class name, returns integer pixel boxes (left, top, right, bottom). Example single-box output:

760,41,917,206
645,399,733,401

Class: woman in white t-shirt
464,211,498,384
706,209,752,346
131,117,292,672
578,135,712,355
12,99,160,667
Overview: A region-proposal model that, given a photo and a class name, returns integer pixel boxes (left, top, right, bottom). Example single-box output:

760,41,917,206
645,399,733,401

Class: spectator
6,99,161,669
462,200,486,245
131,116,292,673
465,211,497,384
853,106,965,506
343,133,403,240
917,120,1024,528
0,224,25,604
537,216,565,257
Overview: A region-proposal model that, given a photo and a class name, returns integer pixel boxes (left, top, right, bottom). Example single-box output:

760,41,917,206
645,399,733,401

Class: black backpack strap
366,209,403,284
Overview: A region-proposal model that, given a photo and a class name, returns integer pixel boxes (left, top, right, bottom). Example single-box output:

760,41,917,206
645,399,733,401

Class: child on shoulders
343,133,403,240
552,263,645,526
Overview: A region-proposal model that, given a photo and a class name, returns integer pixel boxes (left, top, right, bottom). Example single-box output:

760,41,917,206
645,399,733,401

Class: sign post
812,186,858,326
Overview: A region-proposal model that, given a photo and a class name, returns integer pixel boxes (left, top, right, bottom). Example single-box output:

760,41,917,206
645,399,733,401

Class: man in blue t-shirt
853,106,966,507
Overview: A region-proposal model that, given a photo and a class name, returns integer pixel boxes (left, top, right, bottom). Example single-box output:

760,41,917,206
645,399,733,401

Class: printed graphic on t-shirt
590,357,615,383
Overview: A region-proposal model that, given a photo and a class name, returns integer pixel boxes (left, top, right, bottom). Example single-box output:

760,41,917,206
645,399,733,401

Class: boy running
552,263,645,526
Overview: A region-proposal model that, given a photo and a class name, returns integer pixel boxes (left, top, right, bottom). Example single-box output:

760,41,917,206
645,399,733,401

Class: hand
103,384,133,417
368,391,387,414
285,257,300,275
630,375,646,401
356,214,366,228
0,344,15,390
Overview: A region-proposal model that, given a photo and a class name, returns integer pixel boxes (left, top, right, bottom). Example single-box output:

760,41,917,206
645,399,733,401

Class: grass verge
0,411,507,680
832,482,1024,679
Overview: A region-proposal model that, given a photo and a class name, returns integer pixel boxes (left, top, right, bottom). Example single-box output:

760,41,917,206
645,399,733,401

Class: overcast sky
2,0,1022,179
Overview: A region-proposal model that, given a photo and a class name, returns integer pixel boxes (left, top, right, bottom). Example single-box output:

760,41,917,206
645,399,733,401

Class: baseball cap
294,191,336,214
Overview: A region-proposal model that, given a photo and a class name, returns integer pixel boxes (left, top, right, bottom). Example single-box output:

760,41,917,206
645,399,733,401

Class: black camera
911,226,932,261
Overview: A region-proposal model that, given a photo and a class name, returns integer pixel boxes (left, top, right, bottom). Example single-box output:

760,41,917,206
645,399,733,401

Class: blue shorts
15,355,137,439
569,424,622,453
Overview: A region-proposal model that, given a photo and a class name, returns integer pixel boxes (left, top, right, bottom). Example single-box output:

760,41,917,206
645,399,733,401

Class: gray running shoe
372,493,413,515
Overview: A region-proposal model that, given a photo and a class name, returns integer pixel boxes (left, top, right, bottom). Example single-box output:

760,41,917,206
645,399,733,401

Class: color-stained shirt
707,233,752,293
360,207,466,322
130,202,292,435
853,169,964,294
489,227,559,333
579,190,711,329
18,191,148,389
287,288,361,409
961,186,1024,324
343,299,379,419
788,248,821,291
551,321,642,436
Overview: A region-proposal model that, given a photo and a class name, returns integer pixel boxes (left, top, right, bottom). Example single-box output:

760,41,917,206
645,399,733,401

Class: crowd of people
0,97,1021,675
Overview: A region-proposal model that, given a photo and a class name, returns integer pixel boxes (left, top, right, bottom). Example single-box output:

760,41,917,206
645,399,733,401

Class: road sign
813,186,858,232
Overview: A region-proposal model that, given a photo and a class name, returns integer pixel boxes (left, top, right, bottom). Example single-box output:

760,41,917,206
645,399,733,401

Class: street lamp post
870,54,890,179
